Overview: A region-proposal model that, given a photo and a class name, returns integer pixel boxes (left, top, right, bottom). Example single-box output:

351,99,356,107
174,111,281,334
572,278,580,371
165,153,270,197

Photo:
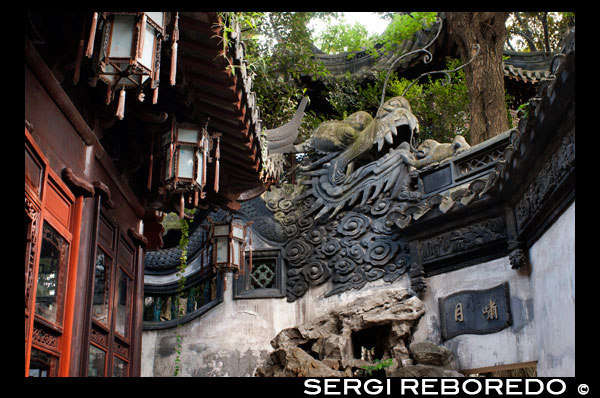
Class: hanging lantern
207,217,250,281
161,120,210,216
87,12,167,119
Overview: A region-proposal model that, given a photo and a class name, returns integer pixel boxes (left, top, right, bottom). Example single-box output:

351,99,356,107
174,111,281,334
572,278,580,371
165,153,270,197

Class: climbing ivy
173,217,190,376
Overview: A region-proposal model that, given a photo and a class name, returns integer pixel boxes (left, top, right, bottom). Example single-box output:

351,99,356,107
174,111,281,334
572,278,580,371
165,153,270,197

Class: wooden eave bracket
92,181,115,208
128,227,148,248
62,167,95,197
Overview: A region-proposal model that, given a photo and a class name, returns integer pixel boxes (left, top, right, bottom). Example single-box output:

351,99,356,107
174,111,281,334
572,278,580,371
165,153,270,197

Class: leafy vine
173,217,190,376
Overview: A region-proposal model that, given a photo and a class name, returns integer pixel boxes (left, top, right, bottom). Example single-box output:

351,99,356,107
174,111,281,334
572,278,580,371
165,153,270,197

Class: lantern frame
207,218,249,277
161,120,210,197
92,12,167,94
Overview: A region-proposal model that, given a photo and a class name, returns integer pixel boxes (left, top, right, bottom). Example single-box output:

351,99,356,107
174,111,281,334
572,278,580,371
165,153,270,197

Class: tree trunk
446,12,510,145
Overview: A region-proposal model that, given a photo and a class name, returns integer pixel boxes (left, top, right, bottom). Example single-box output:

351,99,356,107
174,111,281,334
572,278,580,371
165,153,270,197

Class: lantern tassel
179,193,185,219
116,87,126,120
170,13,179,86
170,42,178,86
214,136,220,193
86,12,98,58
105,85,112,105
202,137,208,188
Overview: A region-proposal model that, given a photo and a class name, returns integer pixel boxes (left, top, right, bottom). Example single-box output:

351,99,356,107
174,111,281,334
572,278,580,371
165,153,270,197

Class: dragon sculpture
295,96,423,219
257,17,486,300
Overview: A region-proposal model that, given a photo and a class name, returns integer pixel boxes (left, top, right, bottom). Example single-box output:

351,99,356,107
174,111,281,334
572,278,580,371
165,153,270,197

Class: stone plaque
438,282,511,340
421,164,452,194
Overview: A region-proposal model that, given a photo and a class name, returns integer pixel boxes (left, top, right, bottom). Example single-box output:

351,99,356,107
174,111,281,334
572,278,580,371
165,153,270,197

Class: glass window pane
138,24,156,70
35,222,69,325
210,277,217,301
216,238,228,263
232,224,244,240
87,344,106,377
214,224,229,237
100,63,117,85
29,348,58,377
177,146,194,179
146,12,164,28
177,128,199,144
232,240,241,266
113,356,128,377
109,15,135,58
115,269,131,338
92,247,111,326
195,151,204,186
162,134,175,181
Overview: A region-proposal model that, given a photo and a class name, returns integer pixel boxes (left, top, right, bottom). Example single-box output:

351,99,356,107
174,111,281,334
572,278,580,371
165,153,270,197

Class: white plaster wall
412,255,538,372
141,273,296,376
528,201,575,376
141,272,412,376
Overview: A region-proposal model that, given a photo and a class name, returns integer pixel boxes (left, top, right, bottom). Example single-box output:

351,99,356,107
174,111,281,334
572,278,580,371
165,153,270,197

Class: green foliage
412,58,471,143
313,12,437,59
314,19,375,55
361,358,394,376
377,12,438,55
322,57,472,144
221,12,446,148
223,12,331,144
505,12,575,52
325,77,362,120
313,13,473,145
173,217,190,377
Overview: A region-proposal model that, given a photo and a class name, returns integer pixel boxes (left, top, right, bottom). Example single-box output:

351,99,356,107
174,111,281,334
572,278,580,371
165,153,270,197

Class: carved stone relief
515,126,575,233
272,97,514,301
418,217,506,263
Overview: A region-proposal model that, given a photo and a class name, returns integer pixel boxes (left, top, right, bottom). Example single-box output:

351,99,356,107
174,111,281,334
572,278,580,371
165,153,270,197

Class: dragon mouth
358,123,416,168
381,123,415,153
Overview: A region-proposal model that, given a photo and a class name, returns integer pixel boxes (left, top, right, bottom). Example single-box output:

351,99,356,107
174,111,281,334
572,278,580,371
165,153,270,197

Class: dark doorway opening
351,324,391,361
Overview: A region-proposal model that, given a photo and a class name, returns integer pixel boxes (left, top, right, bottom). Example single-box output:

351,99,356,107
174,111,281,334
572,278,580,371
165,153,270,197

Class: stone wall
141,201,574,377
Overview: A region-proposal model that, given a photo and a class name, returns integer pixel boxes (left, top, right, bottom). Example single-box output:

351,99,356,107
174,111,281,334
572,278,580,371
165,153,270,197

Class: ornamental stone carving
255,289,462,377
271,95,514,301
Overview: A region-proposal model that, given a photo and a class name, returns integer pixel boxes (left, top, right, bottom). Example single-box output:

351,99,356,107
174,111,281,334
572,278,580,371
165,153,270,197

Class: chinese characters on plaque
439,282,511,340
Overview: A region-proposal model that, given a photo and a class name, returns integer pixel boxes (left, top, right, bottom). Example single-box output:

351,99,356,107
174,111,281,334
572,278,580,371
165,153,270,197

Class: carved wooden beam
128,227,148,248
92,181,115,208
62,167,95,197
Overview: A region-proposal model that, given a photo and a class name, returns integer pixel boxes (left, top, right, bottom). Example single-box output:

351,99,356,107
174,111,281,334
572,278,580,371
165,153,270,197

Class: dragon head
374,96,420,153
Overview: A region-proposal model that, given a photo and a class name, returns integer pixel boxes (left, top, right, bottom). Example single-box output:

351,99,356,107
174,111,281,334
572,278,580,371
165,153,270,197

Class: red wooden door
25,128,83,377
